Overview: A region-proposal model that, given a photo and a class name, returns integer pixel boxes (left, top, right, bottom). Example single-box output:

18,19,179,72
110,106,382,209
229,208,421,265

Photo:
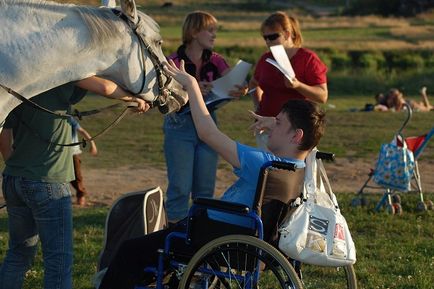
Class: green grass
1,193,432,289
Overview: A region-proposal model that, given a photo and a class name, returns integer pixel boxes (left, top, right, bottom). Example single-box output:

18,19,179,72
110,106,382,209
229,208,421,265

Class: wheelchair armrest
193,198,250,214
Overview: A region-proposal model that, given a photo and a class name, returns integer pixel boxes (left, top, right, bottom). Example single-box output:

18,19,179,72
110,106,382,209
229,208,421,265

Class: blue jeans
0,175,73,289
163,113,218,221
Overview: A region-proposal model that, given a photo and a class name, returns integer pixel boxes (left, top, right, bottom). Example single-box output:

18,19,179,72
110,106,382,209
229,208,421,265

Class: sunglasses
262,33,281,41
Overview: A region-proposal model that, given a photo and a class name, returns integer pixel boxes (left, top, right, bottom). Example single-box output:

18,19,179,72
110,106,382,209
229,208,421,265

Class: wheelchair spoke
179,235,302,289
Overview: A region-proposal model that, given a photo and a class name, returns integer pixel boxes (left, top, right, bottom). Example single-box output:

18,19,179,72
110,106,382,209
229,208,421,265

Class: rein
0,83,137,147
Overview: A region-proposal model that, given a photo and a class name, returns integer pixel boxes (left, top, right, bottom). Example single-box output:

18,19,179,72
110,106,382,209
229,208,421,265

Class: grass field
0,193,433,289
1,0,433,288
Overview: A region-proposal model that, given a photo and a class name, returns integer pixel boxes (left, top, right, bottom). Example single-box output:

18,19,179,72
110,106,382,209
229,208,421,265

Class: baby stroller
352,104,434,214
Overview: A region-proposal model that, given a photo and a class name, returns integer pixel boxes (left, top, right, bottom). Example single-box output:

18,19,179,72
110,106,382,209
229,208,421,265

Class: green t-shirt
3,83,86,183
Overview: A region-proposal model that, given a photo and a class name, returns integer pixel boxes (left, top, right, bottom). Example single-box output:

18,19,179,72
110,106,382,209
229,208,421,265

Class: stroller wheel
393,203,403,215
385,204,395,215
416,201,427,212
360,197,369,207
391,194,401,204
425,200,433,210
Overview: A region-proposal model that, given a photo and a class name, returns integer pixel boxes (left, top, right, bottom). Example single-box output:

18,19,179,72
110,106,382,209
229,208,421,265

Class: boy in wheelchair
98,60,326,289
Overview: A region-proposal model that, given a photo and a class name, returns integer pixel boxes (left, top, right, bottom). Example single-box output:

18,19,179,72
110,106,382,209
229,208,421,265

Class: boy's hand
248,110,276,135
164,60,196,89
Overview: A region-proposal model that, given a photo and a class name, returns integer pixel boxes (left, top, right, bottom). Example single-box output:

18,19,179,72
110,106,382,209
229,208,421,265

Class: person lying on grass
97,59,326,289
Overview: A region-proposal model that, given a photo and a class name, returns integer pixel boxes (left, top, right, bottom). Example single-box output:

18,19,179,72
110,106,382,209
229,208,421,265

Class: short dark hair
281,100,326,151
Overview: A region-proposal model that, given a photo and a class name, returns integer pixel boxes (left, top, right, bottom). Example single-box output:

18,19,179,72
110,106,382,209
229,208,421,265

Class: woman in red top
249,12,328,148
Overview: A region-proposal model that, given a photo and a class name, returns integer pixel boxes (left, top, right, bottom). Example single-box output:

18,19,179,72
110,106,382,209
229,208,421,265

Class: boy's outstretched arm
164,60,240,168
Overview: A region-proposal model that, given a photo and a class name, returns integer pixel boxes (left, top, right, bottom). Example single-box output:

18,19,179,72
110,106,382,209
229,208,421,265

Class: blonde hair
182,11,217,44
261,11,303,47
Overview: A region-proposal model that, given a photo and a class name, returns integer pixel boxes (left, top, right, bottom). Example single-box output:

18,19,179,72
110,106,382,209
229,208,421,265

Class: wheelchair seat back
187,161,304,249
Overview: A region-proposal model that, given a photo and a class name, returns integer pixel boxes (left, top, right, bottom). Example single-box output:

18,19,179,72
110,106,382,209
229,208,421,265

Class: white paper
211,60,252,99
177,60,252,115
268,45,295,81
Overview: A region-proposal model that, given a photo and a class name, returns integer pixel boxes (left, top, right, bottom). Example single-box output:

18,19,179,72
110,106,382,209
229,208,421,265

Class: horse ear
120,0,138,24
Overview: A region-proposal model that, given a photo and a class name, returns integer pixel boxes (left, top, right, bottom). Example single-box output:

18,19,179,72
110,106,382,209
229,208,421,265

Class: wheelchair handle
268,161,296,171
316,151,335,161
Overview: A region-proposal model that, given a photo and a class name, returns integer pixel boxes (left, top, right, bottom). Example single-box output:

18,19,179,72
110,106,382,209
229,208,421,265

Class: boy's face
267,111,298,152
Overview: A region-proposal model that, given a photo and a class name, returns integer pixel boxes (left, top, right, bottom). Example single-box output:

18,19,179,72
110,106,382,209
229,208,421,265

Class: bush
390,53,425,69
356,52,386,70
330,51,352,70
316,51,332,70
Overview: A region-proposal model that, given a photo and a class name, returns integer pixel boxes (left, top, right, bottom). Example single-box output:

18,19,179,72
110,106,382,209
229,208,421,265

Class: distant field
57,0,434,51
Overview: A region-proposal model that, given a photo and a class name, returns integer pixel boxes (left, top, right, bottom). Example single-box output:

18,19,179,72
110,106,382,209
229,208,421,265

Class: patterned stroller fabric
353,102,434,213
373,136,415,192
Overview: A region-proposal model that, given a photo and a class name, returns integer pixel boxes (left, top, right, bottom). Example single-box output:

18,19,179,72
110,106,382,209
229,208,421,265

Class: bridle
114,9,181,114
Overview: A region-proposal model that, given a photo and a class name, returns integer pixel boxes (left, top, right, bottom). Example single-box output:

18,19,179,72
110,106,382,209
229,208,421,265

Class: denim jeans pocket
22,180,71,206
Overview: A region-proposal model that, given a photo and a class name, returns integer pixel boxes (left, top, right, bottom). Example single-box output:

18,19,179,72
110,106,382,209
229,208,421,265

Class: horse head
0,0,188,124
118,0,187,114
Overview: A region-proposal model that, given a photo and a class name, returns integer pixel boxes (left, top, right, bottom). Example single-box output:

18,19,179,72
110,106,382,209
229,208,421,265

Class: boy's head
267,100,326,153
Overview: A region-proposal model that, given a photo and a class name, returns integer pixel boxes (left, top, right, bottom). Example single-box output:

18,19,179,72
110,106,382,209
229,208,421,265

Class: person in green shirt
0,77,150,289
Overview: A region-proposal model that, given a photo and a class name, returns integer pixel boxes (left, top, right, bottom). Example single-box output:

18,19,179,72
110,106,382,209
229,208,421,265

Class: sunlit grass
1,193,432,289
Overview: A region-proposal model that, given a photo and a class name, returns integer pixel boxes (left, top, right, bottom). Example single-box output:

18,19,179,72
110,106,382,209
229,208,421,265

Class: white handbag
278,148,356,267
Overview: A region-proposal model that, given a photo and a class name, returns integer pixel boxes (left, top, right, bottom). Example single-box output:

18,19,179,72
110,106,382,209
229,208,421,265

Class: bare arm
284,78,328,104
164,60,241,168
76,76,150,112
77,127,98,156
248,77,263,111
0,128,13,161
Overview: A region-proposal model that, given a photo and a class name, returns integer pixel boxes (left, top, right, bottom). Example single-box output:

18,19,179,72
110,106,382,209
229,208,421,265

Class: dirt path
1,158,431,207
81,158,434,207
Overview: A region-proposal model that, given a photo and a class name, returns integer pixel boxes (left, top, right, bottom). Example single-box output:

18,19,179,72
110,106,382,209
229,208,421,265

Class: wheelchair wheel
298,263,357,289
178,234,303,289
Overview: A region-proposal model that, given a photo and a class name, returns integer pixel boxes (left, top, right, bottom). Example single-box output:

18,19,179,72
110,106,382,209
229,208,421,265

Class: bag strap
302,148,339,209
318,158,339,209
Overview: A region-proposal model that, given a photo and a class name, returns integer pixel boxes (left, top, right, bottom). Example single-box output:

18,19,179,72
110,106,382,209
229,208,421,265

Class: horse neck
0,2,137,122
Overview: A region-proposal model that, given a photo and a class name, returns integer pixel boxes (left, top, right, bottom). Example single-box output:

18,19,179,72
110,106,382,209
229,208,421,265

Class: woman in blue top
97,60,326,289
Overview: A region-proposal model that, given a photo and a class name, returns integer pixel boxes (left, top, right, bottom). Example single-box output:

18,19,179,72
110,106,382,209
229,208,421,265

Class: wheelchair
131,152,357,289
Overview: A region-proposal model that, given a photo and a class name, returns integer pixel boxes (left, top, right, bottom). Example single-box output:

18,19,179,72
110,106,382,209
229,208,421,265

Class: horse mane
76,7,122,49
2,0,161,49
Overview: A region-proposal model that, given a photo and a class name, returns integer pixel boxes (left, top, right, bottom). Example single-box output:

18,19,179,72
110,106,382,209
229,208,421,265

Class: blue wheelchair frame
137,161,297,289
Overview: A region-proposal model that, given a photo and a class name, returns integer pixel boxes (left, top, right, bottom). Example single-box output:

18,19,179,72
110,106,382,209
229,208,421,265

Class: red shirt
254,48,327,117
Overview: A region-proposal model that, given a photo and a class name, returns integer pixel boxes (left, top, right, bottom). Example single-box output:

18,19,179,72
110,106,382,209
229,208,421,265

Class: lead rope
1,84,139,147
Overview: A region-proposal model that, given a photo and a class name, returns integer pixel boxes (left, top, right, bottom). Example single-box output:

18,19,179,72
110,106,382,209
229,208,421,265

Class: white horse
0,0,188,127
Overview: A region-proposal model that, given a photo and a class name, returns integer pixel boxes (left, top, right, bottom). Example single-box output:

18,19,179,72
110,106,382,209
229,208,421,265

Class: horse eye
157,39,163,46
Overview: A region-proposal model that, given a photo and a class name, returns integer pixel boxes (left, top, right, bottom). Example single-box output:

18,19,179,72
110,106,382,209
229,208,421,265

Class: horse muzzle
154,80,188,114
